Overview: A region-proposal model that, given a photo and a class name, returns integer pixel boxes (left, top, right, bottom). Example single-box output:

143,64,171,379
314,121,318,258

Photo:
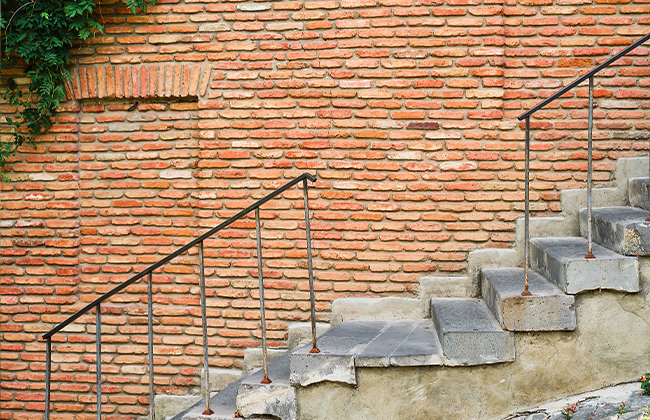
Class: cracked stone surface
290,319,443,387
505,382,650,420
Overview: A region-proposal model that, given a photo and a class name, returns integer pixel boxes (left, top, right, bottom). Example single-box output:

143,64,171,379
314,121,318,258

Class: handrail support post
303,179,320,354
585,76,596,259
199,241,214,414
522,117,532,297
255,208,272,384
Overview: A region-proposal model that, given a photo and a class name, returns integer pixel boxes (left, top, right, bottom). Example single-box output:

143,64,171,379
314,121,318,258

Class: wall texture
1,0,649,418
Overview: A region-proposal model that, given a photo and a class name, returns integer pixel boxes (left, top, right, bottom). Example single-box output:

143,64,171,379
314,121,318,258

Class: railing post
45,337,51,420
255,208,271,384
586,77,596,259
302,179,320,354
96,304,102,420
199,241,213,414
147,273,155,420
522,117,532,297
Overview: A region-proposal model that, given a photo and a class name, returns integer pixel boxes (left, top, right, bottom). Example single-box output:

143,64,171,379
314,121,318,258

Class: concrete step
531,237,639,294
628,177,649,210
172,350,298,420
579,206,650,256
289,319,443,387
430,298,515,366
481,268,575,331
236,350,297,420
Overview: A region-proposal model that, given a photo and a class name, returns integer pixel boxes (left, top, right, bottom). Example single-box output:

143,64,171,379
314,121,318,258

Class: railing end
517,114,526,121
305,173,316,182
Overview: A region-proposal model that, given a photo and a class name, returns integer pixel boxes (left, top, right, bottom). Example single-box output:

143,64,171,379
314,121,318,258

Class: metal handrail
42,172,316,340
41,172,319,420
518,32,650,121
516,32,650,296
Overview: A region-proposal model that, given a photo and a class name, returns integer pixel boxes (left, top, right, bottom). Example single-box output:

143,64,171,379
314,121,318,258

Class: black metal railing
517,32,650,296
41,172,319,420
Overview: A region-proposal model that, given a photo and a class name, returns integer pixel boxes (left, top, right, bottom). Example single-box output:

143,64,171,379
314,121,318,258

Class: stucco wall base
296,259,650,420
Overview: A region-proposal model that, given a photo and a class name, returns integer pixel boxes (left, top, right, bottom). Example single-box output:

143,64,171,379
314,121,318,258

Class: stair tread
481,268,576,331
531,236,639,294
431,298,515,366
532,236,633,261
173,350,296,420
292,319,443,366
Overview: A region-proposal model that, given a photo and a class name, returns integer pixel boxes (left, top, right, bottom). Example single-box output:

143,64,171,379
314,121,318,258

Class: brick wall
1,0,649,418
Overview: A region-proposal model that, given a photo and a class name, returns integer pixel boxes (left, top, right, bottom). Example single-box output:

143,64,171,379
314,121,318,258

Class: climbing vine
0,0,154,179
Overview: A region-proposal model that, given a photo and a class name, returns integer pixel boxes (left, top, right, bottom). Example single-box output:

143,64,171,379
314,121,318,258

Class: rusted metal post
255,208,271,384
199,241,214,414
45,338,51,420
585,77,596,259
522,116,532,297
303,179,320,354
96,305,102,420
147,273,155,420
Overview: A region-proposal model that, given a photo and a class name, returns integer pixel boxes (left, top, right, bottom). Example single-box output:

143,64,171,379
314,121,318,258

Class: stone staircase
168,157,649,420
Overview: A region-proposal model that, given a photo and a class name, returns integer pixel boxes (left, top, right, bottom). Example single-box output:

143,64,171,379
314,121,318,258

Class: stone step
628,177,649,211
172,350,298,420
289,319,443,387
579,206,650,256
236,350,297,420
430,298,515,366
531,237,639,294
481,268,575,331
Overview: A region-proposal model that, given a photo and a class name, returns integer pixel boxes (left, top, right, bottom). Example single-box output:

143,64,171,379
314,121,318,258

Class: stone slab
242,348,285,374
287,322,330,349
330,297,424,325
200,368,241,395
430,298,515,366
236,383,297,420
154,395,202,420
579,206,650,256
481,268,576,331
531,236,639,294
629,177,649,210
290,320,443,386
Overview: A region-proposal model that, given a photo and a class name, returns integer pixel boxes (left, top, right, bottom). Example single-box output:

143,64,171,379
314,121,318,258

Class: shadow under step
629,177,649,211
290,319,443,387
431,298,515,366
531,237,639,294
481,268,575,331
579,206,650,256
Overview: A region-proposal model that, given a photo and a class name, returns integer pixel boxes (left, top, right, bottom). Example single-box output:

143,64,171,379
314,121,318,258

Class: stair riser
628,177,649,211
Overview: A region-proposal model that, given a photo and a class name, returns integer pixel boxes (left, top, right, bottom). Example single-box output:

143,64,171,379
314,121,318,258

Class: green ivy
0,0,154,180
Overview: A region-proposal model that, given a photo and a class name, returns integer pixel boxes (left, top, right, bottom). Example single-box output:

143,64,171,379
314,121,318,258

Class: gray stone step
236,350,297,420
628,177,649,210
430,298,515,366
531,237,639,294
579,206,650,256
481,268,575,331
289,319,443,387
172,350,297,420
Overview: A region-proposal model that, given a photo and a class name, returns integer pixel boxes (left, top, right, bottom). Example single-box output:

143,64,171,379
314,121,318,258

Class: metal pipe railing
517,33,650,295
41,173,318,420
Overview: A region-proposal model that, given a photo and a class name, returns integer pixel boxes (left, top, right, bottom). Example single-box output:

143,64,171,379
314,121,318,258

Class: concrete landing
579,206,650,256
289,319,443,387
481,268,575,331
531,237,639,294
629,177,649,210
431,298,515,366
